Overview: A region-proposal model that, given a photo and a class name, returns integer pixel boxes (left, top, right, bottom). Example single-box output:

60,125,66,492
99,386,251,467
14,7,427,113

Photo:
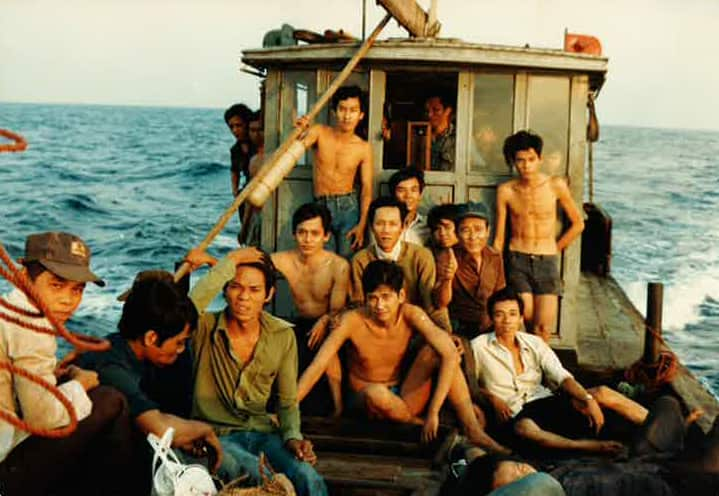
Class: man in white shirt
389,168,431,246
0,232,134,496
471,287,648,454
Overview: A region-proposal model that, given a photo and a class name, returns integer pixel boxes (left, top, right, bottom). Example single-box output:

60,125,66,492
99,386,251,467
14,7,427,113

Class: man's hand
228,247,265,265
307,315,330,350
450,335,465,356
185,248,218,271
286,439,317,465
176,426,224,473
575,397,605,435
295,116,310,131
437,248,458,281
346,223,365,251
488,394,513,424
422,411,440,443
67,365,99,391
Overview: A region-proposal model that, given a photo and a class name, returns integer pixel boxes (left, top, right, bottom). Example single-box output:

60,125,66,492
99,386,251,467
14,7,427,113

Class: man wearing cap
434,202,506,338
0,232,135,496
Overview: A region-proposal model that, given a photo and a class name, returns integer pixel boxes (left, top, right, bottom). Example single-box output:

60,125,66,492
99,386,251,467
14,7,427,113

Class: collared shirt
450,246,505,334
374,240,403,262
471,331,573,417
189,257,302,442
402,213,431,247
431,123,456,172
0,289,92,463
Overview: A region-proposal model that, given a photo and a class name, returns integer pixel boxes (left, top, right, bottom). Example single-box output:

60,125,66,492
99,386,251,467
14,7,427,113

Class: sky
1,0,717,131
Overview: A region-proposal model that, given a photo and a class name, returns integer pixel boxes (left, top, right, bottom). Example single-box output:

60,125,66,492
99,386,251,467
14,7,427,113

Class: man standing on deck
297,85,373,258
298,260,510,454
493,131,584,341
271,202,350,416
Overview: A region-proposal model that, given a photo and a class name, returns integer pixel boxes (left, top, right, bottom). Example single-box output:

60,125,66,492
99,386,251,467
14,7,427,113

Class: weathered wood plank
376,0,431,38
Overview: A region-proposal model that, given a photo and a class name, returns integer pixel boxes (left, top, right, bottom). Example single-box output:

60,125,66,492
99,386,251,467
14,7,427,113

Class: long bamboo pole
174,13,392,281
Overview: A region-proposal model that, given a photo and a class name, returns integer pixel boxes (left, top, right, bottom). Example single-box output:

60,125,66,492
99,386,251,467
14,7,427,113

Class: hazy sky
1,0,717,130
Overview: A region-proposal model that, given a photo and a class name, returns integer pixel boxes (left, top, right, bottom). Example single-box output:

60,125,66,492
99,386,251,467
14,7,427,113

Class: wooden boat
237,3,719,493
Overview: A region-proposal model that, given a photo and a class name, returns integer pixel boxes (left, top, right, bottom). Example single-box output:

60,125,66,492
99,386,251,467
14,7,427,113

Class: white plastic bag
148,427,218,496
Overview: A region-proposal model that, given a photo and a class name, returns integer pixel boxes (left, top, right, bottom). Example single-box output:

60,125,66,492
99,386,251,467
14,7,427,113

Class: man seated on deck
472,287,648,455
425,89,456,172
493,130,585,341
297,85,373,258
271,202,349,416
434,202,506,339
0,232,135,496
189,246,328,496
390,167,431,246
298,260,510,454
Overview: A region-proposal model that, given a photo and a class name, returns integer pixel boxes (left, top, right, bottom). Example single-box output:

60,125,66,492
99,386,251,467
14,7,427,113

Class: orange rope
0,129,28,153
625,323,679,392
0,241,111,438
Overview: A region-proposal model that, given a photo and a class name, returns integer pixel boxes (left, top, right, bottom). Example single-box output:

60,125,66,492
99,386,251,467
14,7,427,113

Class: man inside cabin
425,89,456,172
493,130,585,341
297,85,373,258
0,232,135,496
298,260,510,454
189,246,328,496
271,202,349,416
434,202,506,339
472,287,648,454
390,167,432,246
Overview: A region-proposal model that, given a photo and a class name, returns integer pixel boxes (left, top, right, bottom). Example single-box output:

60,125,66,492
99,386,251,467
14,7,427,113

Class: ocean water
1,103,717,395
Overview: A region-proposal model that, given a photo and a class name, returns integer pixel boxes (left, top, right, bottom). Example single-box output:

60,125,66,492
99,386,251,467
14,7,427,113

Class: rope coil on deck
0,242,111,438
0,129,28,153
625,324,679,392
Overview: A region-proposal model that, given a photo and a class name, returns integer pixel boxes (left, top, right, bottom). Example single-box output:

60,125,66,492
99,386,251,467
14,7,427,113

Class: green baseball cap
24,232,105,286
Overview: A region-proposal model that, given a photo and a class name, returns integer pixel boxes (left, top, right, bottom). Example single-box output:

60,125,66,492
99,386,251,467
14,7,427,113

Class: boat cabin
242,38,608,352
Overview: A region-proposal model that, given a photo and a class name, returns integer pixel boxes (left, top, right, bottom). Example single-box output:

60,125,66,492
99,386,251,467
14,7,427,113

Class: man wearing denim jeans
297,85,373,258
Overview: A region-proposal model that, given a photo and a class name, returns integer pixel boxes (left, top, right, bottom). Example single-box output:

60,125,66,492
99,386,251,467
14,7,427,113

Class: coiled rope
0,129,28,153
625,324,679,392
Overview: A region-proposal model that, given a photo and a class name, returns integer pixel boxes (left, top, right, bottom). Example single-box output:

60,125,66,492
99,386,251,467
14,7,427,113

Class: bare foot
686,408,704,427
575,439,624,454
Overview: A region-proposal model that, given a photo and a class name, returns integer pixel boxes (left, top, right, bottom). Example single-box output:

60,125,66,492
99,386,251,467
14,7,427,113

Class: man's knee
513,418,537,438
287,461,327,495
363,384,393,410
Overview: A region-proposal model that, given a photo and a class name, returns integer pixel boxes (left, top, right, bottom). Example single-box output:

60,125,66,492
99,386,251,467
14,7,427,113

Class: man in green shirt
190,249,328,496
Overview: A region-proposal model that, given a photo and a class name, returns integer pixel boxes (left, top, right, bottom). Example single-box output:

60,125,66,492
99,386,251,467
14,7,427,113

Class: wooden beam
376,0,439,37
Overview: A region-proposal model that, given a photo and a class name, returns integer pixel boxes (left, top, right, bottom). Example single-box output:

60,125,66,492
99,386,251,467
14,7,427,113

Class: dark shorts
507,251,562,295
513,394,593,440
293,317,333,416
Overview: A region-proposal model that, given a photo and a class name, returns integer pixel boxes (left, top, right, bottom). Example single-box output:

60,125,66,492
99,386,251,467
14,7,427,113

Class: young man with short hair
427,203,460,253
389,168,431,246
425,90,456,171
298,85,373,258
493,130,585,341
271,202,349,415
0,232,134,496
225,103,254,197
298,260,509,454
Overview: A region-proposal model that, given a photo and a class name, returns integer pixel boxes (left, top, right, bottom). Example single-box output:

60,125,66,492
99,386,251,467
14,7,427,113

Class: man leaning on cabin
0,232,135,496
297,85,373,258
493,130,585,341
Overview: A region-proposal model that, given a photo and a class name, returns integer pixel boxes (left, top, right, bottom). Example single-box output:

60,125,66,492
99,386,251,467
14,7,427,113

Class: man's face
294,216,330,256
457,217,489,255
493,461,537,489
492,300,523,338
145,325,191,367
366,284,404,324
371,207,403,252
425,97,452,132
249,120,263,147
433,219,458,248
513,148,541,178
334,97,364,133
394,178,422,217
228,115,248,141
30,271,85,325
224,266,272,323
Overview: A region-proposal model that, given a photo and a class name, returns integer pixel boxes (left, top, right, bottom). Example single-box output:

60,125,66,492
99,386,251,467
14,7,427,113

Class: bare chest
507,184,557,221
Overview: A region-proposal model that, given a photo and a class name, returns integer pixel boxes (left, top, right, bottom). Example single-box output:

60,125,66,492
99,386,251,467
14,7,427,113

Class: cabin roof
242,37,608,91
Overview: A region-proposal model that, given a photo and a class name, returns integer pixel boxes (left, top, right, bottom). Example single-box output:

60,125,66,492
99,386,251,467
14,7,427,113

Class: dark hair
223,249,277,297
389,168,425,195
368,197,409,225
487,286,525,317
502,130,543,166
22,261,48,281
361,260,404,295
249,110,262,124
427,204,460,231
118,278,198,343
224,103,253,125
292,203,332,235
425,89,455,110
331,85,366,113
464,454,520,495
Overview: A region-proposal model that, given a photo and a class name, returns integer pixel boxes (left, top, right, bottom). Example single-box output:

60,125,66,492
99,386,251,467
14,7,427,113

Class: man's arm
346,142,374,250
560,377,604,434
297,119,322,148
553,177,585,252
433,249,457,309
349,254,366,304
297,312,354,401
493,183,509,251
231,170,239,197
329,258,351,312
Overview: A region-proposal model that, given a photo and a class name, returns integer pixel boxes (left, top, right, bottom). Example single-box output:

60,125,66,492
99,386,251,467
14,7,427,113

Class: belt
510,251,557,260
314,191,355,201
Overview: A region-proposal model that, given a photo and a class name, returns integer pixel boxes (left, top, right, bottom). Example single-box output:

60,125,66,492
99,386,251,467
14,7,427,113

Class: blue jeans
315,193,359,259
219,431,328,496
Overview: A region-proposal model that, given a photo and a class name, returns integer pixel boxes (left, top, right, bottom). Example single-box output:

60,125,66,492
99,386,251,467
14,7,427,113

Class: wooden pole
643,282,664,363
173,13,392,281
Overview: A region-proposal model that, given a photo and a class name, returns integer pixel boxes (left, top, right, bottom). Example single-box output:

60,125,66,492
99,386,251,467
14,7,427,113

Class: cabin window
281,71,317,166
526,75,570,176
471,74,515,175
382,72,458,172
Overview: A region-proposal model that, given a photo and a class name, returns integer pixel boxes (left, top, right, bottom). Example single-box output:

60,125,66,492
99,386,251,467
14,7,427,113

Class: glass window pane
281,71,317,166
527,76,570,177
471,74,514,174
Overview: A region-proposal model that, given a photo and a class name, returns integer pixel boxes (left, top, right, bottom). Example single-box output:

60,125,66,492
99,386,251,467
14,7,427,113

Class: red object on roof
564,33,602,56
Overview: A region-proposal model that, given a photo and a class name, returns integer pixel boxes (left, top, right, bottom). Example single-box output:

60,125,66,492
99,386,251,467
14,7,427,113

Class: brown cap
117,269,175,301
24,232,105,286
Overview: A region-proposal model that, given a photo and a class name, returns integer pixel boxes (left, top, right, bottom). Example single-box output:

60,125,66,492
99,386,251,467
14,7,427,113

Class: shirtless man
297,85,373,258
271,202,349,415
298,260,509,454
493,131,584,340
